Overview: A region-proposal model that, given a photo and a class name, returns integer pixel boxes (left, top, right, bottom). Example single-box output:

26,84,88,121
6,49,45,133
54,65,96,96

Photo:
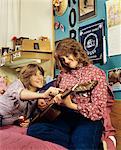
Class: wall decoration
54,21,60,30
54,21,65,32
79,0,96,22
68,0,77,40
106,0,121,56
59,23,65,32
106,0,121,28
53,0,68,16
107,68,121,92
79,19,105,64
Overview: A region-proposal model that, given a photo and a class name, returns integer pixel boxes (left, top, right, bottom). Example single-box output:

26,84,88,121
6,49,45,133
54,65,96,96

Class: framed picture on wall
107,68,121,91
79,0,96,22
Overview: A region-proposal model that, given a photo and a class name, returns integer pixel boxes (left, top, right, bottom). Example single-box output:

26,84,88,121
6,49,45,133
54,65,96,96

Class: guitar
30,80,98,124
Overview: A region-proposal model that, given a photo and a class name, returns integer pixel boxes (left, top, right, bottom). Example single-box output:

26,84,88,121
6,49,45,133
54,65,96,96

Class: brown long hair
19,64,44,89
55,38,92,72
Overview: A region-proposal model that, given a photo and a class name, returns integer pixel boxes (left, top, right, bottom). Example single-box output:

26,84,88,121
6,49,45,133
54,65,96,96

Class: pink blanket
0,126,67,150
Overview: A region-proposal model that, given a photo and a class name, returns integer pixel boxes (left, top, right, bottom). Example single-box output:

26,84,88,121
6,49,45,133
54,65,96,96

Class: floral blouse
57,64,115,136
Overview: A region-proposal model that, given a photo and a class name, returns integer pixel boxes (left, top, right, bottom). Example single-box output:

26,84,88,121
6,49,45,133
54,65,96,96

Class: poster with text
79,20,105,64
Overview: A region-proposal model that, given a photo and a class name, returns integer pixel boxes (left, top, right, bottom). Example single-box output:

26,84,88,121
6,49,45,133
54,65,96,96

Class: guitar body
30,104,61,123
39,107,61,122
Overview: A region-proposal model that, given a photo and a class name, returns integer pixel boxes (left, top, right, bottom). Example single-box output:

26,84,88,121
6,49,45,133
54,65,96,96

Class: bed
0,125,67,150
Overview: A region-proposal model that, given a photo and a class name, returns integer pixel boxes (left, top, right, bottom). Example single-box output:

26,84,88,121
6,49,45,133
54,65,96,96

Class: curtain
0,0,20,48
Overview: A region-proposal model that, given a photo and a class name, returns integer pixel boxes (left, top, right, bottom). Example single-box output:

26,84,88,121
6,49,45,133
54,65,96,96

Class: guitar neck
61,80,98,99
61,89,72,99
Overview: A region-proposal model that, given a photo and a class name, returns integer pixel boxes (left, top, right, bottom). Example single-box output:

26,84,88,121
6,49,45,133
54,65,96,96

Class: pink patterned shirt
58,64,115,137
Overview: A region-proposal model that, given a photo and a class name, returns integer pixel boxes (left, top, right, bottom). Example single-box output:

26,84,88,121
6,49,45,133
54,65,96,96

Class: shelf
11,50,53,61
0,49,55,78
1,50,52,61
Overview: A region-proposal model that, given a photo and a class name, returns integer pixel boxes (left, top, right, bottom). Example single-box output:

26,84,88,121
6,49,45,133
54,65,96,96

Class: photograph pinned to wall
107,68,121,92
79,0,96,22
79,19,106,64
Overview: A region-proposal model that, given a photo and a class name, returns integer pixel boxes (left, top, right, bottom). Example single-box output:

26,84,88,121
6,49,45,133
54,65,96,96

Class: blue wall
54,0,121,100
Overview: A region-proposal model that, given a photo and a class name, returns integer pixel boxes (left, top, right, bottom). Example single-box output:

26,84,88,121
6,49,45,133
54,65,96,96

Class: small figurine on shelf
39,36,48,41
11,36,17,50
11,36,29,51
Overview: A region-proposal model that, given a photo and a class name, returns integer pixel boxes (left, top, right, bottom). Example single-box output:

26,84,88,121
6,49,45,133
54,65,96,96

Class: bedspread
0,125,67,150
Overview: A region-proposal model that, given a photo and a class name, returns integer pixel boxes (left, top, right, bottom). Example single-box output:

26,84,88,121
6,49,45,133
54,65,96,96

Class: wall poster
79,19,105,64
106,0,121,56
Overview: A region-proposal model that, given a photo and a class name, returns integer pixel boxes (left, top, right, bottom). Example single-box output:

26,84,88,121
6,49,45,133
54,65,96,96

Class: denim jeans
27,107,103,150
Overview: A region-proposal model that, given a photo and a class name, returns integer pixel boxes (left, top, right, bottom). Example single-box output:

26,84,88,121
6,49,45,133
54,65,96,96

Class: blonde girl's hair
19,64,44,89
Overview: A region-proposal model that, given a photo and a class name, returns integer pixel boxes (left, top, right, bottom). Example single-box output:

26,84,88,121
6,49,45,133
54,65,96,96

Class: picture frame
79,0,96,22
107,68,121,92
34,43,40,50
1,47,9,56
